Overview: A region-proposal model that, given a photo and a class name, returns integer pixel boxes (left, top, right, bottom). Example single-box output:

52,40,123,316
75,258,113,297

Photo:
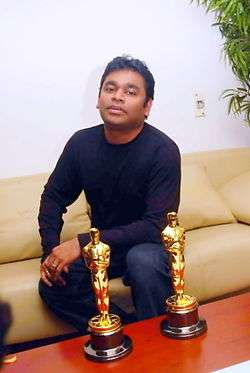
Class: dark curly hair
99,55,155,103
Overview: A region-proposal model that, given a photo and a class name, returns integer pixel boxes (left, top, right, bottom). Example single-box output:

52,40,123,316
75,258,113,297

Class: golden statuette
82,228,132,362
83,228,112,327
161,212,207,339
161,212,186,305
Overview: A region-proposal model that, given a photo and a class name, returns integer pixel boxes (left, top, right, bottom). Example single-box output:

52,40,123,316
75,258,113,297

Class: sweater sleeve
78,143,181,249
38,135,83,257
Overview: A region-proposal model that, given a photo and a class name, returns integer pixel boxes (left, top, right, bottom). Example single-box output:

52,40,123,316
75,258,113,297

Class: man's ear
144,99,153,118
96,98,100,109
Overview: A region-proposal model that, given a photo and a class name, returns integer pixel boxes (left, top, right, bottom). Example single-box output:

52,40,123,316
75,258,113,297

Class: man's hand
40,238,81,287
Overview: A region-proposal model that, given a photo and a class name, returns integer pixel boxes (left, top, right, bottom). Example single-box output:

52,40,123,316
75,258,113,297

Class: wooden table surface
3,292,250,373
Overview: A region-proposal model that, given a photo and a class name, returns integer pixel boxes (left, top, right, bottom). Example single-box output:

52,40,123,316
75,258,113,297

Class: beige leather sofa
1,147,250,345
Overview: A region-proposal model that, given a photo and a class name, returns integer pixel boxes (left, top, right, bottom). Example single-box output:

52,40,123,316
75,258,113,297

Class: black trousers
39,243,173,333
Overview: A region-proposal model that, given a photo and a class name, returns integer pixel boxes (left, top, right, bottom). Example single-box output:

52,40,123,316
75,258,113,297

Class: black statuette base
161,318,207,339
84,335,132,362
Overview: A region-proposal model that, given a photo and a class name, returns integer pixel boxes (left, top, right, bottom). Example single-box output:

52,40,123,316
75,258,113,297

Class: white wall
1,0,249,179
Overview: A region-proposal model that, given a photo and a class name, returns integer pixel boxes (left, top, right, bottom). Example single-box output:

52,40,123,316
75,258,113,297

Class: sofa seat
0,259,75,344
185,223,250,302
1,147,250,345
1,258,133,344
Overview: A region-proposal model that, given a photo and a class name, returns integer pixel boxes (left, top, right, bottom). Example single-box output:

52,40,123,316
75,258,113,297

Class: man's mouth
107,106,126,114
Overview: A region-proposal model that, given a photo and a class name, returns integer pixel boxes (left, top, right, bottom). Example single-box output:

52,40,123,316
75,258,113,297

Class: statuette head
167,212,178,227
89,228,100,245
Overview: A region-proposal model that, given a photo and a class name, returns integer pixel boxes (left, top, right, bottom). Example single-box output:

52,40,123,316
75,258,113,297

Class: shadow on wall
80,64,105,126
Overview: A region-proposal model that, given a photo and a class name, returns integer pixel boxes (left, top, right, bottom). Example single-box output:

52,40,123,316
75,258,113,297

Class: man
38,56,181,333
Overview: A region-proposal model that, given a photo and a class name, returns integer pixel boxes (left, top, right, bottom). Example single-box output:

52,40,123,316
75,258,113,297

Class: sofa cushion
178,165,235,230
184,223,250,302
182,147,250,188
0,173,91,264
219,170,250,224
0,258,76,344
0,258,133,344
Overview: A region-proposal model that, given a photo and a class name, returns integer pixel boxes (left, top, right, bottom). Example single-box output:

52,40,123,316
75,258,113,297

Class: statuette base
84,334,132,362
89,314,122,335
84,314,132,362
161,318,207,339
161,294,207,339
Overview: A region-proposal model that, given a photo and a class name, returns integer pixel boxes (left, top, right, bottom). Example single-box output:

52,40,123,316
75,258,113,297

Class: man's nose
112,88,125,102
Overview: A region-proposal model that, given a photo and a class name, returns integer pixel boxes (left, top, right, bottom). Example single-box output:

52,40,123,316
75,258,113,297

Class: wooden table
3,292,250,373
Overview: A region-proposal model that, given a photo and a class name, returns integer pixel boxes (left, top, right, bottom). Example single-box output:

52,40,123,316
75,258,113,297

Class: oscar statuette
161,212,207,339
82,228,132,361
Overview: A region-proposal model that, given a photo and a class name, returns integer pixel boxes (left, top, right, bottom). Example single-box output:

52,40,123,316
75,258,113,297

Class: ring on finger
51,262,59,269
45,268,51,277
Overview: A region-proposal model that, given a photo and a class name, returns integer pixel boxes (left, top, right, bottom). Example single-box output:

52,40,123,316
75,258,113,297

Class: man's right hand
40,237,81,286
40,261,69,287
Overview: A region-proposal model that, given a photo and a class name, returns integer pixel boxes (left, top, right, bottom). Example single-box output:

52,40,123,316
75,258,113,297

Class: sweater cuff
77,232,90,250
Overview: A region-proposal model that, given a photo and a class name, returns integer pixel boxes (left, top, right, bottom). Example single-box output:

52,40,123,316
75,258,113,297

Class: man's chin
103,120,143,132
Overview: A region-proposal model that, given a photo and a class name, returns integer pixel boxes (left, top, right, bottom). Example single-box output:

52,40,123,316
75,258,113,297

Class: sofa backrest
182,147,250,188
0,173,91,264
1,147,249,264
178,147,250,230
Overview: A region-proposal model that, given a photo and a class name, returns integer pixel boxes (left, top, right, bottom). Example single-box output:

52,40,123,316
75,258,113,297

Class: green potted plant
192,0,250,125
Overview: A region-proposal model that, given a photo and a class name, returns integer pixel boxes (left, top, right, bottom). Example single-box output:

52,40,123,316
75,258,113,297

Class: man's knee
38,279,54,303
126,243,168,276
38,278,66,306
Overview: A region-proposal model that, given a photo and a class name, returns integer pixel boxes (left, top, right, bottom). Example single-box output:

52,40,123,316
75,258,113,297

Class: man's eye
127,89,136,96
104,86,114,93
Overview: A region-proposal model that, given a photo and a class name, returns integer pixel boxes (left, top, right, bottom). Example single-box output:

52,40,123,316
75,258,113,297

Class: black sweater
38,123,181,258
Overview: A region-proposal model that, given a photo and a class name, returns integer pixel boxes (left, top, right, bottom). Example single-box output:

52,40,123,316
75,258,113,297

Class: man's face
97,69,152,131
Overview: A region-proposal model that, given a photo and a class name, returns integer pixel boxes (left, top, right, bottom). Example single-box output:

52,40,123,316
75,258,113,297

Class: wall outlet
195,94,205,117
